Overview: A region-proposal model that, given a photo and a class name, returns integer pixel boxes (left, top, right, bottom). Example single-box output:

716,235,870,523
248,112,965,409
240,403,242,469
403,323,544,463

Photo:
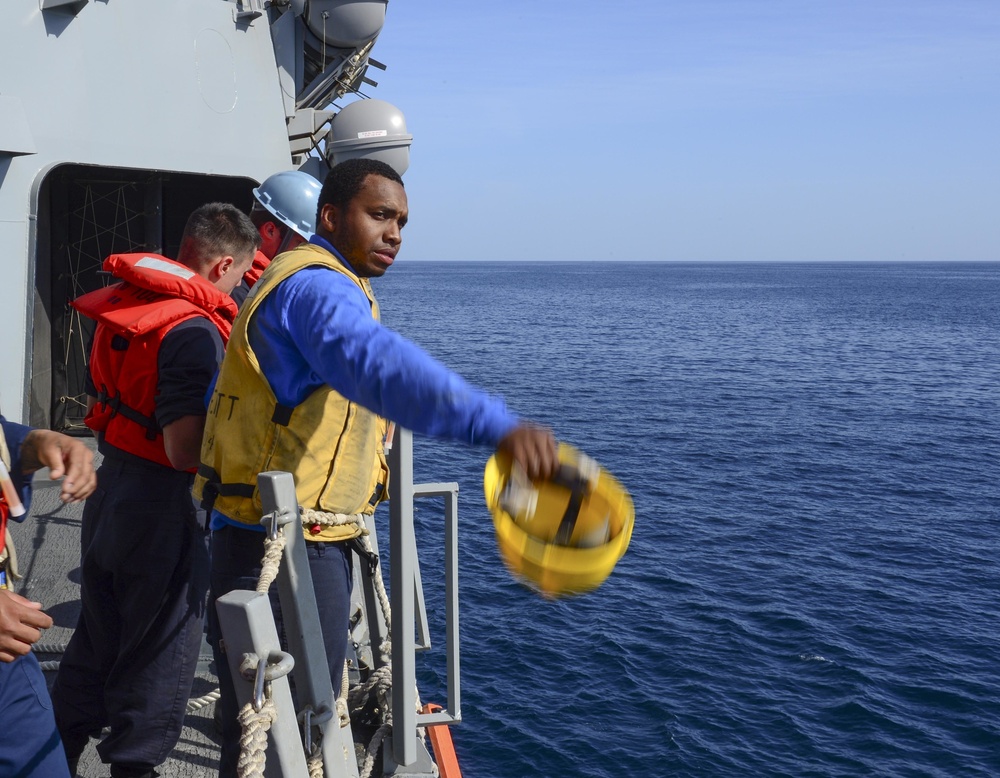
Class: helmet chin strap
275,225,298,255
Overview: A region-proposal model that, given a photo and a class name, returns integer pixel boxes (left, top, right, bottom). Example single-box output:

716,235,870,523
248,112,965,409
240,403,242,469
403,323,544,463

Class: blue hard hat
252,170,322,240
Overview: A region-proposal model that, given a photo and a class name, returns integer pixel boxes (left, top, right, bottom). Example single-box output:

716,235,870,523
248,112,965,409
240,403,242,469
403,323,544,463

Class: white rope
291,510,371,736
307,747,324,778
31,641,67,655
353,532,393,663
237,653,278,778
33,641,66,673
344,660,429,772
256,531,286,593
237,512,365,778
187,688,222,714
359,722,392,778
338,523,424,777
347,664,393,724
336,656,351,727
234,529,289,778
300,507,367,529
237,698,277,778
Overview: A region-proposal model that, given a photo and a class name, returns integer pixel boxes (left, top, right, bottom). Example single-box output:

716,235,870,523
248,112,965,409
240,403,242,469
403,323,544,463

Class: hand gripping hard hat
484,443,634,598
252,170,322,240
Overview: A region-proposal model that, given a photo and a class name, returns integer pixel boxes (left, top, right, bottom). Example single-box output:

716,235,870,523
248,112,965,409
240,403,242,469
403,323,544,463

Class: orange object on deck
420,703,463,778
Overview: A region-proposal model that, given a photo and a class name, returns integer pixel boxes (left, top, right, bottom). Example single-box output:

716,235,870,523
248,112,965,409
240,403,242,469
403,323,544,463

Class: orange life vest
242,250,271,289
71,253,237,469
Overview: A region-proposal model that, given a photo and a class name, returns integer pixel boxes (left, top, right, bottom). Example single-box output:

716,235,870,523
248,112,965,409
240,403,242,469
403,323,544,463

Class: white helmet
252,170,322,241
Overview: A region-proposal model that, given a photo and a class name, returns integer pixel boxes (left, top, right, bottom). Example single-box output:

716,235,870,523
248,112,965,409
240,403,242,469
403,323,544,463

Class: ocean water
372,262,1000,778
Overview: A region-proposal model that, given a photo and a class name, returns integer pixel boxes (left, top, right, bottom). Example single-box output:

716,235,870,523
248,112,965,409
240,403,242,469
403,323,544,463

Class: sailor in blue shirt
201,158,559,778
0,414,96,778
219,244,522,488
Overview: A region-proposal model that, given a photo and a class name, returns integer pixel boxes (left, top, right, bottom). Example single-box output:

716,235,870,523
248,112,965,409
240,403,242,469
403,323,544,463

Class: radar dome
326,99,412,176
305,0,386,49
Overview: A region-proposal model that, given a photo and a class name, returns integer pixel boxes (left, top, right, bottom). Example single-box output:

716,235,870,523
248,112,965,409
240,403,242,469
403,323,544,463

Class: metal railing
217,473,359,777
387,427,462,767
216,426,462,776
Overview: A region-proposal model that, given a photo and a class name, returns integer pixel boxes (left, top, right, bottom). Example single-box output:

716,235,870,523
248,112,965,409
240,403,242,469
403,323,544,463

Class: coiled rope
256,529,287,594
237,698,276,778
235,527,295,778
237,651,279,778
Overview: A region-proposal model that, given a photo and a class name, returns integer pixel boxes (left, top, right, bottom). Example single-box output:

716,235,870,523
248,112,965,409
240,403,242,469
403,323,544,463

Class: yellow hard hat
484,443,634,598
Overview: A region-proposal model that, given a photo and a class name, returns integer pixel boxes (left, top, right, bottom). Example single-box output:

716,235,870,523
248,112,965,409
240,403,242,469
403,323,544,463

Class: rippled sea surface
373,262,1000,778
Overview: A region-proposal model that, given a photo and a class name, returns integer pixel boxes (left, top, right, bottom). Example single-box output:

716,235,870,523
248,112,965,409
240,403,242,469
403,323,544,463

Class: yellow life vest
194,243,388,542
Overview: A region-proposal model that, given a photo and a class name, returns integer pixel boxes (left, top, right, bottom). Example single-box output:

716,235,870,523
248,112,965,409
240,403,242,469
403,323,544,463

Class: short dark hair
178,202,261,268
318,158,403,217
249,201,288,240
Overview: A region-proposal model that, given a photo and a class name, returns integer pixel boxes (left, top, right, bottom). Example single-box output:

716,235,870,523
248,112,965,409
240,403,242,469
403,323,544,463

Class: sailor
0,413,96,778
51,203,260,778
230,169,322,307
195,157,560,778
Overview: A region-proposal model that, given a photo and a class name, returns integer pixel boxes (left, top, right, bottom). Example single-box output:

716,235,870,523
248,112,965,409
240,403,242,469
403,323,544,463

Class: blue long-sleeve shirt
0,415,35,518
211,237,519,531
249,236,519,445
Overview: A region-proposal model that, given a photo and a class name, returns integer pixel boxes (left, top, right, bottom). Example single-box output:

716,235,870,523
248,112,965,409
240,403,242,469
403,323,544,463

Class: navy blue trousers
207,525,353,778
51,455,209,772
0,653,71,778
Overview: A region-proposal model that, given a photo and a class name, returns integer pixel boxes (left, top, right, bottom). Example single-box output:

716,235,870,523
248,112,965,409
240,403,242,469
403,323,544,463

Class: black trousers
51,454,209,772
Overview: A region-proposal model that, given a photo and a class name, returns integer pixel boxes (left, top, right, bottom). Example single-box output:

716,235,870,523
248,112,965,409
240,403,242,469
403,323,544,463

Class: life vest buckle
348,536,379,577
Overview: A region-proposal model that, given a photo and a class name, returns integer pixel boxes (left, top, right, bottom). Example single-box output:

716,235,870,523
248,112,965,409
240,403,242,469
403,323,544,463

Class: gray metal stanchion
220,435,463,775
215,590,308,777
259,471,361,778
388,427,418,766
386,428,464,771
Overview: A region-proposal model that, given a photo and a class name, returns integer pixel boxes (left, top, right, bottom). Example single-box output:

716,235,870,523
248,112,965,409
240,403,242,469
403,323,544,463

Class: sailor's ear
210,255,235,281
318,203,338,233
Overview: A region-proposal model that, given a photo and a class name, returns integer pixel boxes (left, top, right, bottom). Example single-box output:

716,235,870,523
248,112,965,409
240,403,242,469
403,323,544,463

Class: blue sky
355,1,999,261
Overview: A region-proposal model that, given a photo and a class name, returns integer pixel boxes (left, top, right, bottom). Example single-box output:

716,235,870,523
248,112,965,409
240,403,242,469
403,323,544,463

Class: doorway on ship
29,164,256,431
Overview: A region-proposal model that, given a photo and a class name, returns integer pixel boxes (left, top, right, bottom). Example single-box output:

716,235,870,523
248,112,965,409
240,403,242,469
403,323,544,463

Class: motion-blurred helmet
484,443,635,598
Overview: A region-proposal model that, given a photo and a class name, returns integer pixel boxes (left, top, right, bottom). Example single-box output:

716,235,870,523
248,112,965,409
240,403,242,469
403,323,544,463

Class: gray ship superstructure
0,0,411,431
1,5,456,778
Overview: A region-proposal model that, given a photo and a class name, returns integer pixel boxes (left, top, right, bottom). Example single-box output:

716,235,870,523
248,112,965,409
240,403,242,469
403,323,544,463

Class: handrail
412,481,462,726
217,428,461,775
387,427,462,767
